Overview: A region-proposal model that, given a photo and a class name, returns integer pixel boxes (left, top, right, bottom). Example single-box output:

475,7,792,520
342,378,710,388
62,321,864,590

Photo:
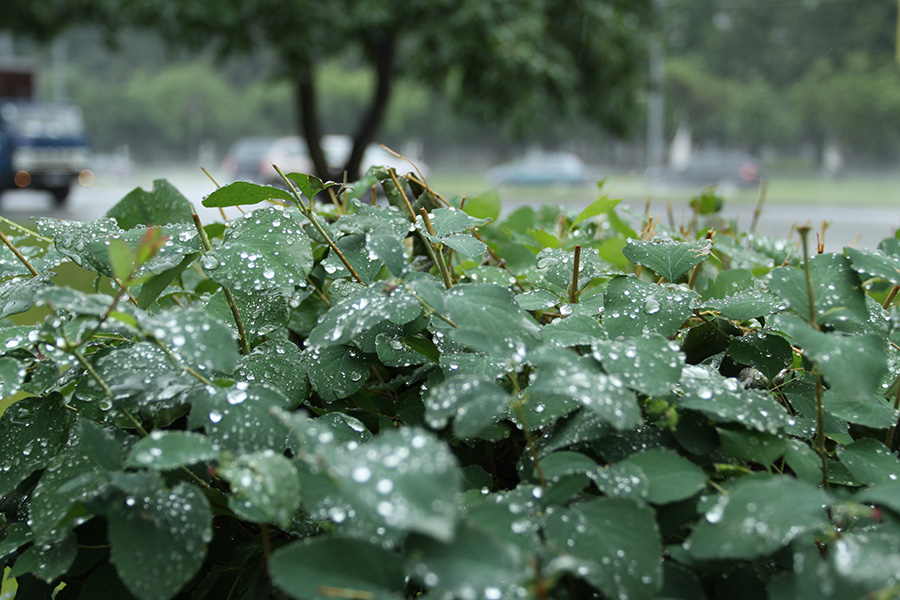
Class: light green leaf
685,475,829,560
270,538,405,600
108,483,212,600
286,172,339,202
545,498,662,600
220,450,301,528
108,237,134,282
623,238,712,282
573,194,621,226
126,431,218,470
463,189,501,221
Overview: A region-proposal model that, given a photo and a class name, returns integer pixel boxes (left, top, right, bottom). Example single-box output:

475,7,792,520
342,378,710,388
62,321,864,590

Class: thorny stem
191,207,252,355
0,228,40,276
419,208,453,290
274,165,366,285
798,226,829,489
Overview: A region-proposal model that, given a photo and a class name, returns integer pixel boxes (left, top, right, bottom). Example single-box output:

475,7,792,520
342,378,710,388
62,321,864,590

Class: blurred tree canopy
0,0,652,179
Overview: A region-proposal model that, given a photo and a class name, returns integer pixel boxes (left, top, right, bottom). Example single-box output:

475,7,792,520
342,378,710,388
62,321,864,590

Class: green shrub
1,169,900,600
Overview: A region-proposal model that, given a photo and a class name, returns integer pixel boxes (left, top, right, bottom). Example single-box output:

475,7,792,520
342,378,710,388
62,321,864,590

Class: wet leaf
220,449,301,528
202,206,313,293
685,475,829,560
202,180,293,207
109,483,212,600
535,246,608,291
205,286,289,344
308,286,420,347
0,395,71,499
146,308,239,376
0,356,26,398
541,314,606,348
545,498,662,600
126,431,218,470
727,331,794,380
107,179,195,229
305,345,372,402
623,238,712,282
236,339,309,409
845,246,900,284
593,334,684,397
619,448,707,504
270,538,405,600
424,375,511,438
0,274,53,318
603,276,697,338
837,438,900,486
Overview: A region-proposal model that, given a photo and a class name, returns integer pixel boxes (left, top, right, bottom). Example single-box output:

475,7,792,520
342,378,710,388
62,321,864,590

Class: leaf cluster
2,172,900,600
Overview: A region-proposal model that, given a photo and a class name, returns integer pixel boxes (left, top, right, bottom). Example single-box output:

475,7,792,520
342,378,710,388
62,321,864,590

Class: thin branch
0,229,40,276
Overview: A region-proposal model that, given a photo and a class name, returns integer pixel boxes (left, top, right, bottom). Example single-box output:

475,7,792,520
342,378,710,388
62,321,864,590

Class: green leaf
515,289,560,311
108,237,134,282
718,428,787,465
38,218,200,279
300,428,461,543
685,475,829,560
439,233,486,258
425,207,489,237
824,390,899,429
205,286,289,345
619,448,707,504
603,276,697,338
308,286,421,348
405,524,529,598
535,246,608,290
529,349,641,430
463,189,501,221
856,480,900,516
773,314,888,403
545,498,662,600
443,283,542,358
10,531,77,582
623,238,712,282
727,331,794,380
0,274,53,318
202,207,313,293
106,179,195,228
108,483,212,600
305,345,372,403
838,438,900,486
187,382,292,454
220,450,301,528
593,334,684,396
202,180,294,208
236,339,309,409
320,233,386,284
0,395,71,499
270,538,405,600
147,308,239,376
126,431,218,470
0,356,26,399
573,194,621,226
768,254,870,331
676,365,791,433
424,375,511,438
286,172,338,202
845,246,900,284
541,314,606,347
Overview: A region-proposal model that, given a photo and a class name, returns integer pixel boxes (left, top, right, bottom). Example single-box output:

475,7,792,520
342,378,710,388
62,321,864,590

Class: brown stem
883,284,900,310
570,245,581,304
0,228,40,276
344,38,395,181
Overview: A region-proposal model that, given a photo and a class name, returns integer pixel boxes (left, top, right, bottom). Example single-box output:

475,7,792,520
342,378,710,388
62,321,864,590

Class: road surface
1,169,897,252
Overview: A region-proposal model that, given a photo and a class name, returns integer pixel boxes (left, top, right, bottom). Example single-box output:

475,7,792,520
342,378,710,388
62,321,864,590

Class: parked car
486,151,595,187
647,150,762,190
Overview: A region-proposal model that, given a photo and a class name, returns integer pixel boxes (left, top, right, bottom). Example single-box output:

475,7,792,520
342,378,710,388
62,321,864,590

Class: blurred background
0,0,899,248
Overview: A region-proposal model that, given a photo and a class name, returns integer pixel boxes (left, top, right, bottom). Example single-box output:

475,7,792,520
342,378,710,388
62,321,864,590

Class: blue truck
0,65,91,206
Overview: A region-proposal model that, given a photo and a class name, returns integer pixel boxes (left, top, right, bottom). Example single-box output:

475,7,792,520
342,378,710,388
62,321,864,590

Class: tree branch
295,69,332,180
345,37,396,181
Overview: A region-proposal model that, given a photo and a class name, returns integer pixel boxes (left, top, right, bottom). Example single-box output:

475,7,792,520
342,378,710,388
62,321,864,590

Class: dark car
486,151,595,187
647,150,762,191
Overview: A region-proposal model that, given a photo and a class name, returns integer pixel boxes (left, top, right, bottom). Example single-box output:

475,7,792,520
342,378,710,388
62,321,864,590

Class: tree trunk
294,69,333,181
345,37,396,181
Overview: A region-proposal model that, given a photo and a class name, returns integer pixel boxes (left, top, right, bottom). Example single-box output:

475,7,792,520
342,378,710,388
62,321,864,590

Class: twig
0,228,40,276
750,181,768,234
419,208,453,290
569,245,581,304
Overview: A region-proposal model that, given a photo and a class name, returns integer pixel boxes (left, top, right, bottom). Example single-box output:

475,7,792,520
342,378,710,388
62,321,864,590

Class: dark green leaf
270,538,404,600
126,431,218,470
603,276,697,338
305,345,372,403
845,246,900,284
424,375,510,438
236,339,309,409
620,448,707,504
0,395,71,499
220,450,300,528
545,498,662,600
202,180,294,207
202,207,313,293
685,475,829,560
308,286,421,348
593,334,684,396
107,179,194,228
205,286,289,345
108,483,212,600
838,438,900,486
727,332,794,380
0,356,26,399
